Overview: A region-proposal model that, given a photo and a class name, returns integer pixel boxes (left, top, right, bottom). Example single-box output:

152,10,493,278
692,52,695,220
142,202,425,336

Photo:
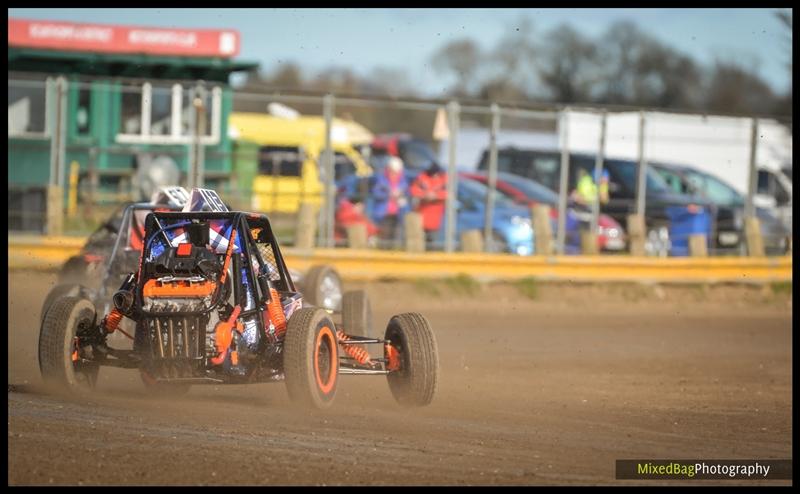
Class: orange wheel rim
314,326,337,394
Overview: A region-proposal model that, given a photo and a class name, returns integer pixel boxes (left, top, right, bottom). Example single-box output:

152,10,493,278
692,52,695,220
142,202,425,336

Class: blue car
337,171,534,255
444,177,534,255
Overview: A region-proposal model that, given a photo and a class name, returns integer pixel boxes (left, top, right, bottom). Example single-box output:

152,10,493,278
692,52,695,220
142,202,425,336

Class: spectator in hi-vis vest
572,168,609,206
410,160,448,245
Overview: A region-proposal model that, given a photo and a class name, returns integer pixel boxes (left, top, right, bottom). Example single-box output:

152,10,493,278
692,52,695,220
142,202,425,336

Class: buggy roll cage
141,210,297,295
97,203,183,302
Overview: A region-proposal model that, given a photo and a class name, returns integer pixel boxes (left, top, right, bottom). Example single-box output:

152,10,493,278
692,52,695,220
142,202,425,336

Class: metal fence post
484,103,500,252
556,108,570,255
745,117,759,219
194,85,206,188
186,87,197,189
444,101,460,253
590,111,607,239
635,110,647,216
322,93,336,249
46,77,67,235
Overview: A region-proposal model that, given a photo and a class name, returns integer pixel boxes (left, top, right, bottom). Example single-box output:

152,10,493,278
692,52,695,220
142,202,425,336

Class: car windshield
498,172,559,205
608,160,671,194
685,169,744,207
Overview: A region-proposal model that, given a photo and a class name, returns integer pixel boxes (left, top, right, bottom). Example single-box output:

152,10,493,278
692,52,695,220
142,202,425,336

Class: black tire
40,284,89,324
139,369,192,397
283,307,339,409
302,265,343,311
342,290,372,338
385,313,439,407
38,296,99,390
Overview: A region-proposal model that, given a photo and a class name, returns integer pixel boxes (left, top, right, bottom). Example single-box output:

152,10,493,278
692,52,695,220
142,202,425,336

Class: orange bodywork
385,344,401,371
142,279,217,298
210,305,242,365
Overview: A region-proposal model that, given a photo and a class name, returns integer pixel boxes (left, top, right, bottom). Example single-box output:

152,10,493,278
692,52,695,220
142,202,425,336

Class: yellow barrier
8,235,792,283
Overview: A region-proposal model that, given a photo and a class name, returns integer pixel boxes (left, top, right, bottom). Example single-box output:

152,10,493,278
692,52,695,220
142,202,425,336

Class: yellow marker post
67,161,79,217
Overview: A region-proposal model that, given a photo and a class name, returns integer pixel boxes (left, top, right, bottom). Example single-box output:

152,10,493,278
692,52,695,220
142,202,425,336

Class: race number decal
183,188,229,212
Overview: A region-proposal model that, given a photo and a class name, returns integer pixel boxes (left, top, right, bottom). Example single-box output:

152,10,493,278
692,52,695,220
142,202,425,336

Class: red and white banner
8,18,240,58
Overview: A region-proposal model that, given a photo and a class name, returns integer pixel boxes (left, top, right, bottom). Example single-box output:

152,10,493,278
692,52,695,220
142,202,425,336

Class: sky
8,8,793,96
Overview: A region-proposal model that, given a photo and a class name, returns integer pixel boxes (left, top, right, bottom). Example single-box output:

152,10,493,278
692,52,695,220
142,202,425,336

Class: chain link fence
8,74,792,256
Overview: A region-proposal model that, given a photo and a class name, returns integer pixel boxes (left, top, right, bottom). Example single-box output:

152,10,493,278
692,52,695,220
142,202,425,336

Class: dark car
653,162,790,255
370,133,440,172
477,148,715,255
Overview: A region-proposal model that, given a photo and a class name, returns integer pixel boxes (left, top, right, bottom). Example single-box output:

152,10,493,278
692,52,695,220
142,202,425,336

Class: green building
8,18,258,232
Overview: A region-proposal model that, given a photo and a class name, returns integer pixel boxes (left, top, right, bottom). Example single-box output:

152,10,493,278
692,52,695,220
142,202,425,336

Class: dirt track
8,272,792,485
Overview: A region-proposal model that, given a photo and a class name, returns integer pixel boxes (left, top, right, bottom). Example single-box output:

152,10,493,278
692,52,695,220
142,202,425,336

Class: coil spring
336,330,371,365
103,309,123,333
268,288,287,337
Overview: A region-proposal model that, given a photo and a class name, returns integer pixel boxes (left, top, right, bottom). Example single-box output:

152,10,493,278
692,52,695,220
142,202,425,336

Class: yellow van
228,112,374,214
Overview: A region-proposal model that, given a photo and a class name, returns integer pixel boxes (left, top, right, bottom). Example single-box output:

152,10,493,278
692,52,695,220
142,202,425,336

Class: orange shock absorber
103,309,124,333
336,330,371,365
267,288,287,337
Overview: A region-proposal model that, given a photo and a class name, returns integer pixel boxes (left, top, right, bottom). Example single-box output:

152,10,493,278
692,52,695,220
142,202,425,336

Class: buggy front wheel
385,313,439,407
283,308,339,409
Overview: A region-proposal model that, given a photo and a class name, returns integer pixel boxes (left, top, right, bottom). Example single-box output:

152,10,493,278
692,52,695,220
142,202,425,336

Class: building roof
8,47,258,83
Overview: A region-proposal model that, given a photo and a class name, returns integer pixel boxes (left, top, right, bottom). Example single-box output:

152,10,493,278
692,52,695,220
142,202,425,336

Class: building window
119,83,143,136
75,84,92,136
8,76,51,137
116,82,221,145
149,85,173,136
180,86,214,138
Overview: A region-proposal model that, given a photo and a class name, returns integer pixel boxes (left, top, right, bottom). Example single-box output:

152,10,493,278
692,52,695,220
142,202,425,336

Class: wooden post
627,214,646,256
688,234,708,257
532,204,553,255
461,229,484,253
404,212,425,253
346,223,368,249
46,185,64,236
295,202,317,250
67,161,80,218
580,229,598,255
744,217,765,257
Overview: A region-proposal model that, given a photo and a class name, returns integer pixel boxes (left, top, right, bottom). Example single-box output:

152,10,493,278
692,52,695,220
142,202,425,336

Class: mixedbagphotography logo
616,459,792,480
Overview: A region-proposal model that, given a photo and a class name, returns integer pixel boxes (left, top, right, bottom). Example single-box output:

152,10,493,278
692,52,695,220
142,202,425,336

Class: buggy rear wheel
342,290,372,338
385,313,439,407
302,265,343,312
38,296,100,391
40,283,90,324
283,308,339,409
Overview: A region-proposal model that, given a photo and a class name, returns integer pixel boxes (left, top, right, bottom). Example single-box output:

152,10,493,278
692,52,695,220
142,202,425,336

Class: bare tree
535,24,598,103
704,59,776,115
430,38,482,97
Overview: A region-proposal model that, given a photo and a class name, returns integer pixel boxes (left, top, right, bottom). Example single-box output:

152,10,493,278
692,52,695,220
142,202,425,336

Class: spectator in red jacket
335,195,379,245
410,161,448,245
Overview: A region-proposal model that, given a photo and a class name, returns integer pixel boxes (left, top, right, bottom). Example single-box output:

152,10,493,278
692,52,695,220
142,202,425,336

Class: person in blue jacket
370,156,410,248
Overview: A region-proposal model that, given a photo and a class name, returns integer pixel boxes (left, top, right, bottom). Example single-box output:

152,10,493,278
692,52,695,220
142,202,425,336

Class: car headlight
598,226,621,238
511,215,532,231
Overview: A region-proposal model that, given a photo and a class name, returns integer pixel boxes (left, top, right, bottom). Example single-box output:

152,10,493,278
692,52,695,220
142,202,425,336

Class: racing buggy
42,187,349,340
38,190,439,408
